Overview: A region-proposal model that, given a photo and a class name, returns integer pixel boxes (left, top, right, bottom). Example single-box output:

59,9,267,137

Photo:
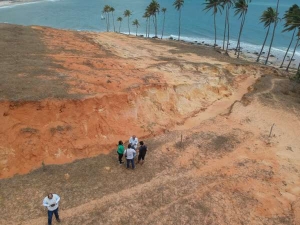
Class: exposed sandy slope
0,24,300,225
0,24,269,178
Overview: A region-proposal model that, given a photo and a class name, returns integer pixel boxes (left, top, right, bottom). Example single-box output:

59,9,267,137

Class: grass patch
20,127,39,134
50,125,72,135
174,140,189,149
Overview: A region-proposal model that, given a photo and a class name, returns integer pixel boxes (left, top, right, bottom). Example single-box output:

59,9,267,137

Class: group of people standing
42,135,147,225
117,135,148,169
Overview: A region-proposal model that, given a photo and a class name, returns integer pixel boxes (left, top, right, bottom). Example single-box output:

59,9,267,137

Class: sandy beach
196,42,298,70
164,37,299,70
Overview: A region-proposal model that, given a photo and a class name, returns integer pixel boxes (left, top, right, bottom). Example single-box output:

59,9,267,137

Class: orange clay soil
0,24,293,178
0,24,262,178
1,24,300,224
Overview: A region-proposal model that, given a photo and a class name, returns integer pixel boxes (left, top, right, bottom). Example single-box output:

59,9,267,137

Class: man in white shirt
124,144,136,169
129,135,138,149
43,193,61,225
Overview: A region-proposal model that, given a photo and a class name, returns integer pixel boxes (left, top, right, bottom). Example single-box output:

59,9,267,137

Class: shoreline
0,0,42,8
121,32,299,70
167,37,299,70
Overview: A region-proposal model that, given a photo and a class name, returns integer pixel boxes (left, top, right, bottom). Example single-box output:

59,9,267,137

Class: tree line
102,0,300,78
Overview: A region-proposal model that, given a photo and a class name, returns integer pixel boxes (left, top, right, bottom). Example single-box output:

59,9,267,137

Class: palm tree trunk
280,29,296,68
108,14,110,32
286,37,299,71
119,22,121,33
152,16,155,37
213,12,217,47
136,27,138,36
236,14,246,58
264,22,278,65
161,14,165,39
128,17,130,35
235,14,245,54
146,18,148,37
223,11,227,50
225,5,230,53
148,17,151,37
105,13,109,32
112,13,115,32
178,8,182,41
257,26,270,62
265,0,280,65
154,14,157,37
297,62,300,80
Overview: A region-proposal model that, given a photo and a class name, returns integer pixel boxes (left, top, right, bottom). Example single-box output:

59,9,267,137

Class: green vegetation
50,125,72,135
161,7,167,39
117,16,122,33
20,127,39,134
256,7,278,63
280,4,299,68
132,19,140,36
203,0,223,48
264,0,280,65
123,9,132,35
234,0,251,58
173,0,184,41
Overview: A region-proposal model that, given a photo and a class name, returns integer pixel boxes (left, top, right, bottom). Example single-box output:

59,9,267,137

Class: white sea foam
0,0,58,9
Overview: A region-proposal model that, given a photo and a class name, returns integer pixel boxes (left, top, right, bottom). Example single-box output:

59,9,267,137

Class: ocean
0,0,299,65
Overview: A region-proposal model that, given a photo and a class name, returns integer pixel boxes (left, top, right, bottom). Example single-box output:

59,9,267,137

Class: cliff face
0,24,284,178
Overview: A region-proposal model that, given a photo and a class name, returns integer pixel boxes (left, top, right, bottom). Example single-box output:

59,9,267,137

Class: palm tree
161,7,167,39
234,0,251,58
283,6,300,71
124,10,132,35
148,0,160,37
146,5,153,37
110,7,116,32
296,62,300,80
132,19,140,36
103,5,111,32
256,7,277,62
222,6,227,50
221,0,235,53
265,0,280,65
117,17,123,33
286,29,300,71
203,0,223,48
173,0,184,41
280,4,299,68
143,11,150,37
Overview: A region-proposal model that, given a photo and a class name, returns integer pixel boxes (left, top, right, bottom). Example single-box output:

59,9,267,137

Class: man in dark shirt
137,141,147,165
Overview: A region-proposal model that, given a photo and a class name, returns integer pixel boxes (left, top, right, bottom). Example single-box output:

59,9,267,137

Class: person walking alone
43,193,61,225
117,140,125,164
137,141,148,165
124,144,136,169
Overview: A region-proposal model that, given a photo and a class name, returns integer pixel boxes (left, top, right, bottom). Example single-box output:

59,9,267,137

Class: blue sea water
0,0,299,65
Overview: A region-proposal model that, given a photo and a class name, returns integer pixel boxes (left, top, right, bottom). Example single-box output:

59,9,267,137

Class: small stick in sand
269,123,275,137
